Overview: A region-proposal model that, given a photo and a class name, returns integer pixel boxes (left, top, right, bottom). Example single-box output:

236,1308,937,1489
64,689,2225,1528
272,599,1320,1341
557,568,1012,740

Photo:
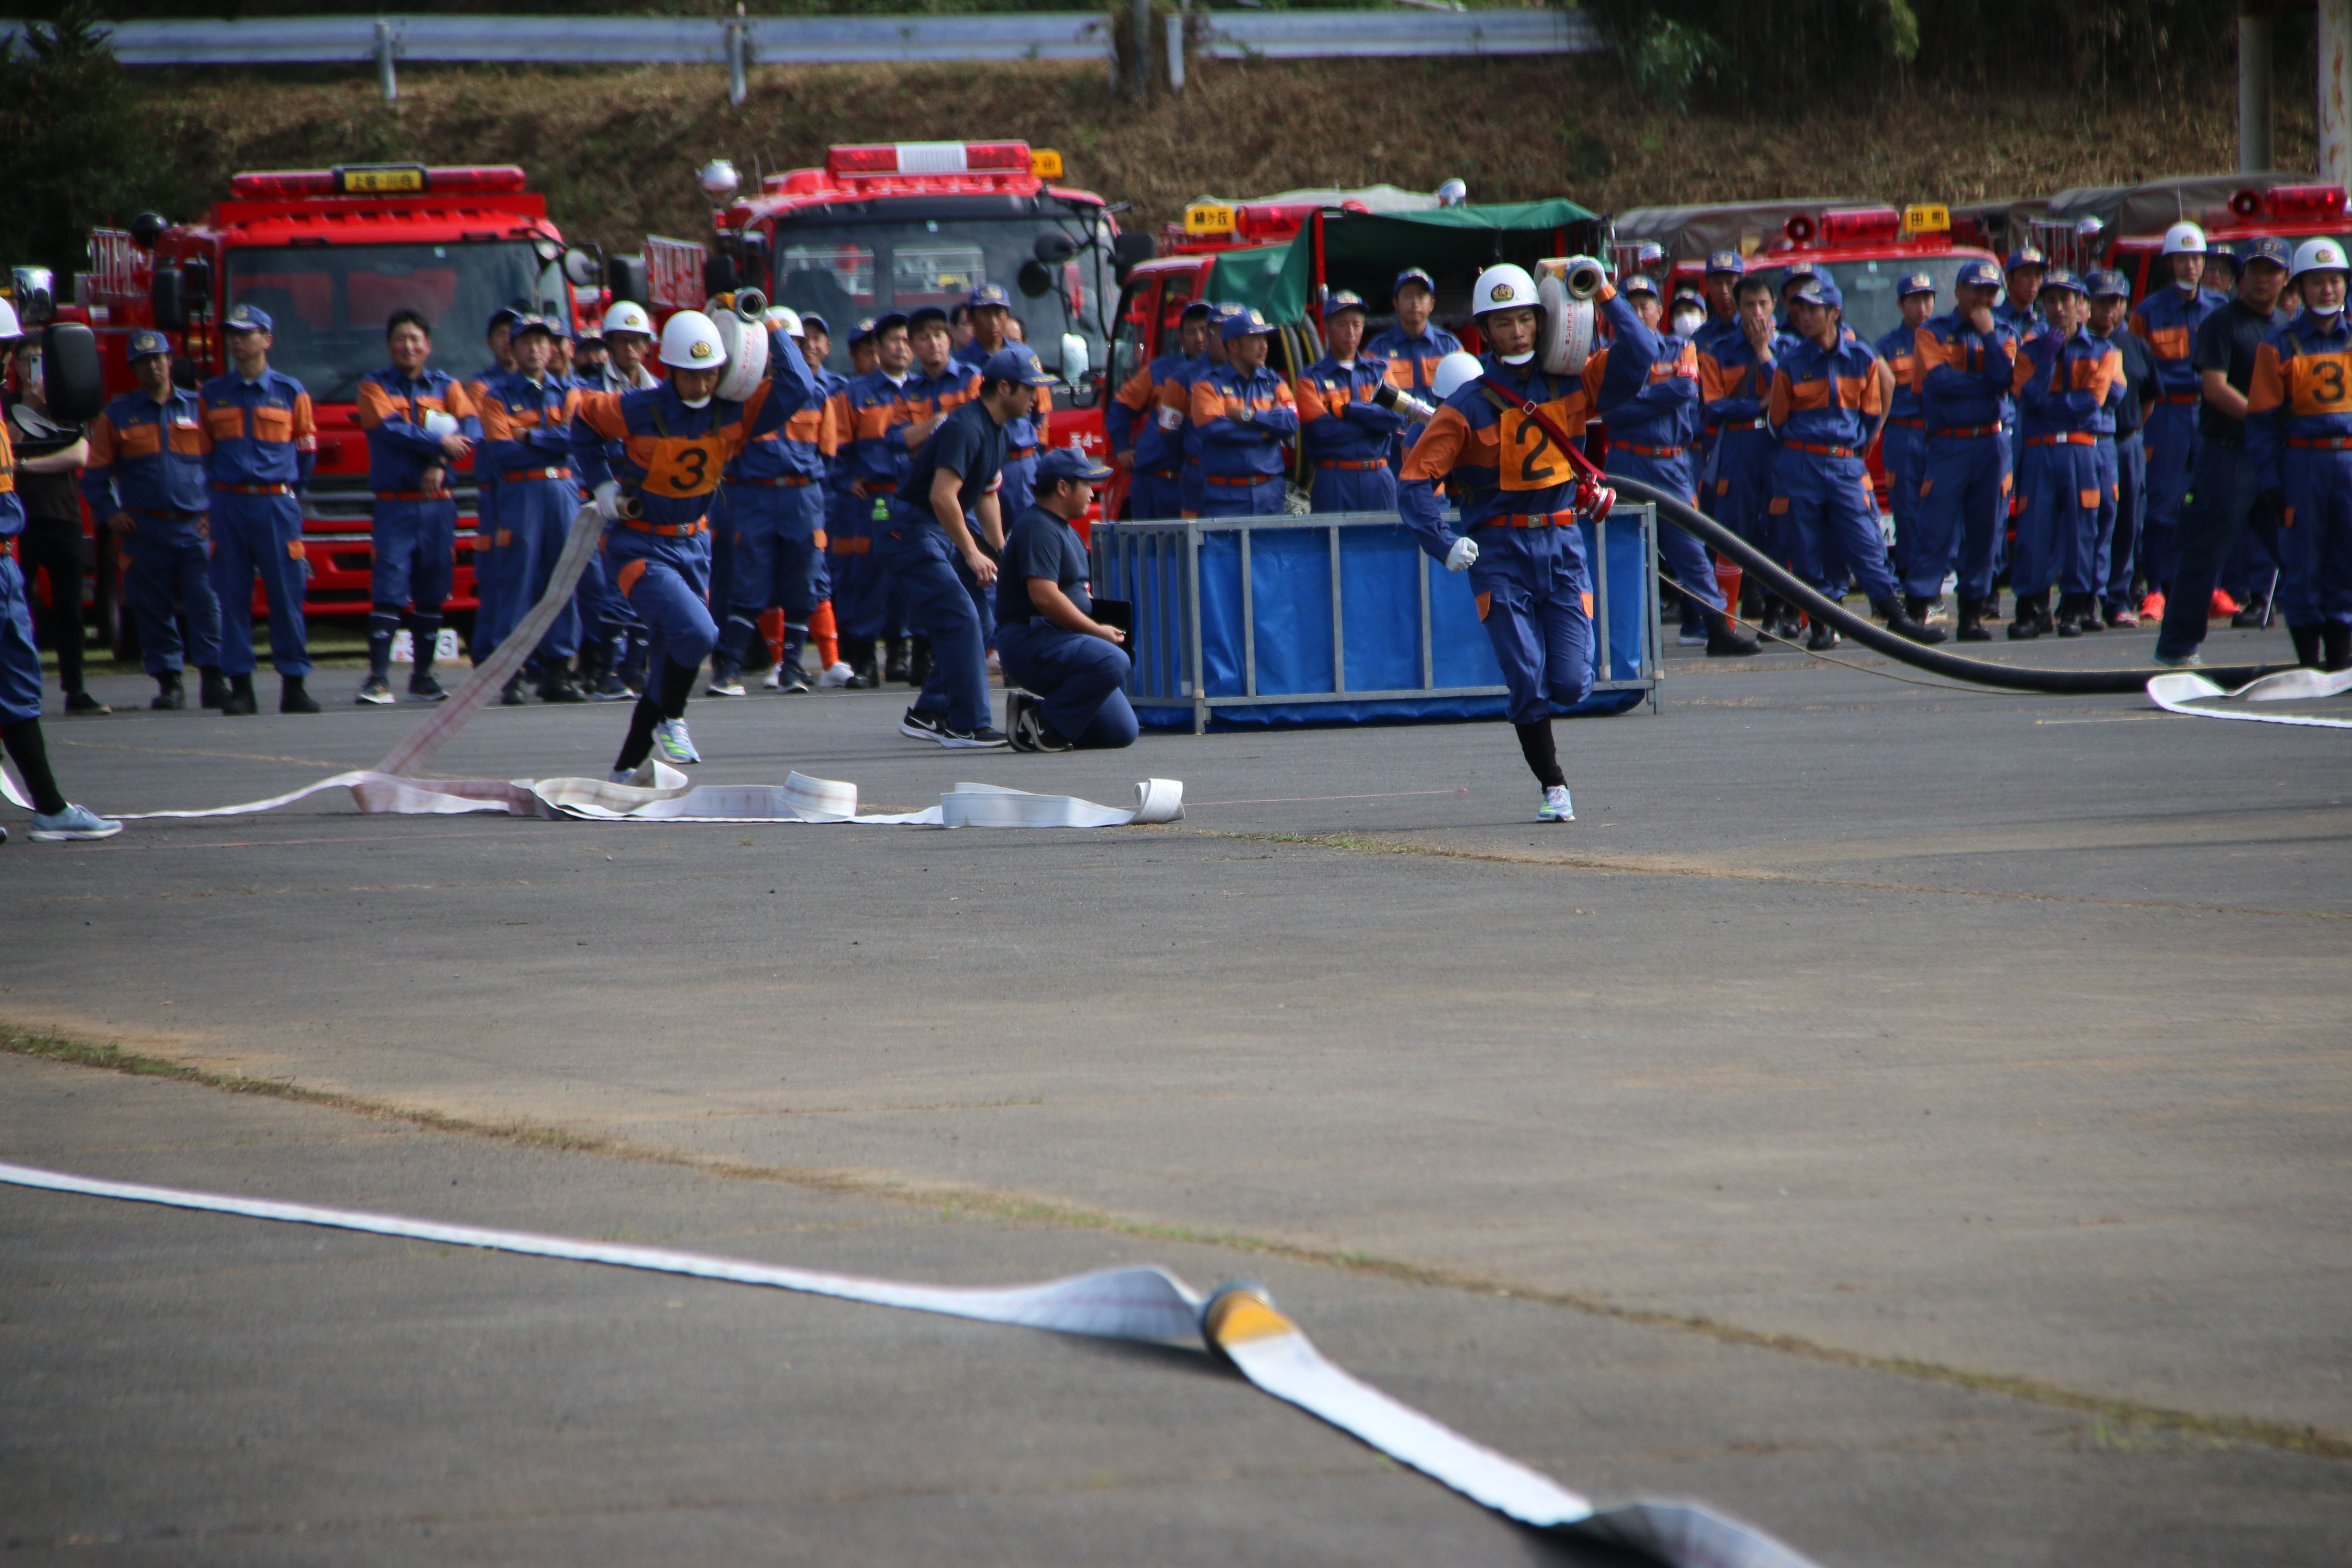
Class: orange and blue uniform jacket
838,371,917,492
476,371,582,483
1189,363,1298,483
2244,310,2352,488
1366,321,1464,459
734,378,832,483
81,388,209,517
1397,355,1597,551
355,368,479,496
1588,315,1702,454
1107,348,1197,477
2130,285,2230,398
1698,327,1787,434
569,343,817,533
1874,324,1924,426
2011,326,2120,441
1912,309,2019,432
198,370,315,490
904,361,982,457
1294,355,1406,466
1768,335,1886,450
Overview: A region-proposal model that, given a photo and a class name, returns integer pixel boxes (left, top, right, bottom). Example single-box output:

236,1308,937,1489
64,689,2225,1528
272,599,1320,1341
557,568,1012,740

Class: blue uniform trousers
1708,426,1780,555
717,482,829,670
2103,434,2147,610
1994,411,2018,581
1127,468,1182,521
1180,459,1207,517
2013,438,2102,598
1607,448,1722,614
572,520,632,671
606,527,717,681
830,487,910,645
1199,475,1286,518
1464,524,1595,726
706,488,738,638
2155,440,2285,658
995,620,1139,749
208,489,310,677
2141,398,2199,590
1770,447,1898,602
876,519,991,732
2278,446,2352,627
1914,432,2009,600
470,476,508,655
1307,462,1397,514
1880,422,1926,582
370,497,456,613
495,478,582,661
120,512,222,675
0,554,47,723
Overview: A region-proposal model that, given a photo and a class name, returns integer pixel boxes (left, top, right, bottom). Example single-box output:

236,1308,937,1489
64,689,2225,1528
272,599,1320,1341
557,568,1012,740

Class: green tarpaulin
1198,200,1603,325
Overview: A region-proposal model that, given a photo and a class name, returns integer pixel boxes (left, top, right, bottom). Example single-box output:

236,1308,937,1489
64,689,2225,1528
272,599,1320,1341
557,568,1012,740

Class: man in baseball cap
1367,266,1461,464
1874,271,1940,619
1192,310,1297,517
1294,289,1405,513
995,443,1136,753
1911,255,2027,640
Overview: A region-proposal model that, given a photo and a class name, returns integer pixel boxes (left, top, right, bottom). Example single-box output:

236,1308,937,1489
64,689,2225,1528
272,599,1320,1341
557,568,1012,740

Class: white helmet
1431,350,1485,401
0,299,21,342
764,305,803,337
2162,221,2208,257
1471,263,1540,318
659,309,726,371
602,300,654,338
2292,238,2350,280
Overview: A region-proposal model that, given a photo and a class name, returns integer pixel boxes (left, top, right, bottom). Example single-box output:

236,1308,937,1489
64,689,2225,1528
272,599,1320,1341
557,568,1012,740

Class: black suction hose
1603,473,2279,695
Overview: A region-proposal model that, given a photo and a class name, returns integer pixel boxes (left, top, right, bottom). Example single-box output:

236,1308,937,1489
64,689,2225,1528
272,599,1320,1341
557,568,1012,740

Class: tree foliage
0,3,177,277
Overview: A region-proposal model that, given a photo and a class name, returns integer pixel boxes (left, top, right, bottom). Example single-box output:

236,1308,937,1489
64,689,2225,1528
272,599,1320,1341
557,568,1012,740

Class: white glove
421,409,459,438
1446,536,1479,573
593,481,622,524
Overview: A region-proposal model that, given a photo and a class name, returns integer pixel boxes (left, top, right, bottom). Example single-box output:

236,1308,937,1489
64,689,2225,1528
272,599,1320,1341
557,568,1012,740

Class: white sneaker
2153,650,2204,669
655,718,701,764
760,665,784,691
30,803,123,841
1537,785,1574,824
706,671,746,698
607,761,656,786
1676,626,1708,647
817,661,854,689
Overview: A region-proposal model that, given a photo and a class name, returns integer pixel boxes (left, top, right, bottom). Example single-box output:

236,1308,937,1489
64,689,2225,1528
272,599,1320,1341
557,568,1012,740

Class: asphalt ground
3,614,2347,1565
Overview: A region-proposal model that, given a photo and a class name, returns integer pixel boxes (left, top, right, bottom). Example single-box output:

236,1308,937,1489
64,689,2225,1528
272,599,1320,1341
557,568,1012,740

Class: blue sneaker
30,803,122,841
654,718,701,765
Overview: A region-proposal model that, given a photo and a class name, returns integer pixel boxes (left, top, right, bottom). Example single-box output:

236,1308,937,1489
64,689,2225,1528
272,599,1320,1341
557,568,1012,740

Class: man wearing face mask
477,316,586,703
1367,268,1461,464
2243,239,2352,670
1588,271,1758,656
1294,290,1405,513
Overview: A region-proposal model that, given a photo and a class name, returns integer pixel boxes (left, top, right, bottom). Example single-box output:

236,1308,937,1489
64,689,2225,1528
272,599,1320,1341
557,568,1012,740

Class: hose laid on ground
1600,472,2281,695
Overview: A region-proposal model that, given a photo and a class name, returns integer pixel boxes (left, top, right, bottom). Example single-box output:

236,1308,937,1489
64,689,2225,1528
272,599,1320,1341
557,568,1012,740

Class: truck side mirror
1017,259,1053,299
1034,233,1078,265
563,246,603,288
703,253,739,297
180,256,213,315
1112,231,1156,285
608,254,648,306
151,265,187,331
1058,332,1090,385
42,322,107,423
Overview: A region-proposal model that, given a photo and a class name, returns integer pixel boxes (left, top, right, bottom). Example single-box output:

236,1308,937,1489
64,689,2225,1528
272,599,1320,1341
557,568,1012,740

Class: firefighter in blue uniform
1107,299,1208,520
952,284,1049,517
1910,257,2021,640
82,331,222,711
1294,289,1406,513
833,312,918,686
1874,272,1937,618
997,445,1138,753
1767,275,1943,648
2245,238,2352,671
573,310,815,774
1191,309,1298,517
1177,303,1241,516
201,303,318,716
1366,267,1461,463
1398,263,1609,825
352,309,477,705
2086,270,2160,626
2007,268,2119,638
1590,271,1758,655
466,306,521,668
709,306,833,697
1699,270,1790,631
478,315,587,703
2129,223,2229,619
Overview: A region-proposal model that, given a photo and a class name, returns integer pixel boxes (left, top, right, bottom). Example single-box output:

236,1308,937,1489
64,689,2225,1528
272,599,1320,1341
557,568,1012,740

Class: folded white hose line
0,1159,1817,1568
2149,666,2352,729
6,502,1185,830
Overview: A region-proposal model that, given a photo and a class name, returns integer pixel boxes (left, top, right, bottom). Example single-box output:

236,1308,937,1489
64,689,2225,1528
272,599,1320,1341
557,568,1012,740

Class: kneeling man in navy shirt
996,446,1136,752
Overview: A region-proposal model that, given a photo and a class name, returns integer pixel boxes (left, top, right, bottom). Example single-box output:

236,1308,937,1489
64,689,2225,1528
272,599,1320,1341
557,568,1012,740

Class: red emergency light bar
826,141,1032,179
227,165,529,199
2231,183,2349,221
1819,205,1902,244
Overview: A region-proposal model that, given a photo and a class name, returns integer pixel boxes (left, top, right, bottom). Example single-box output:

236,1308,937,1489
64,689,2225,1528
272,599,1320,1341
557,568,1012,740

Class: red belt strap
1615,441,1685,459
2288,435,2352,450
739,475,814,487
1473,510,1578,530
2024,432,2097,447
1932,424,2002,440
621,517,710,538
1315,458,1388,471
374,490,439,502
1785,441,1857,458
213,482,291,496
505,467,573,482
2161,393,2200,404
1890,417,1926,429
1205,473,1276,486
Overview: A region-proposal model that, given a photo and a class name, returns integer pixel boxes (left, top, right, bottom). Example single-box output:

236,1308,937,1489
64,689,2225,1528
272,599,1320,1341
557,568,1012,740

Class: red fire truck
2022,174,2351,301
662,140,1148,467
72,162,605,647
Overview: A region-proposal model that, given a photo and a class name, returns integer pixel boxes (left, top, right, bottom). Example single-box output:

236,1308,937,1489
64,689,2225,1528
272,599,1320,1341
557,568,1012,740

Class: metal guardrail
0,9,1602,101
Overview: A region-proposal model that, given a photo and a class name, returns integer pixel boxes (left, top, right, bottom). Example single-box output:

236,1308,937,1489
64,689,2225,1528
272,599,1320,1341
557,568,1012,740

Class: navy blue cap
2084,269,2130,300
966,283,1011,310
1620,271,1660,298
1790,275,1843,309
1212,301,1249,321
1898,271,1936,298
1393,267,1436,296
1957,257,2005,289
2004,246,2046,273
1179,300,1213,322
799,312,830,336
2244,235,2294,270
1222,307,1276,343
871,311,910,336
486,306,521,336
981,346,1055,387
224,303,274,334
2205,242,2243,273
577,322,605,343
2039,267,2086,296
1036,444,1113,484
1324,288,1369,317
510,313,559,340
849,315,879,343
1705,248,1745,276
126,328,171,361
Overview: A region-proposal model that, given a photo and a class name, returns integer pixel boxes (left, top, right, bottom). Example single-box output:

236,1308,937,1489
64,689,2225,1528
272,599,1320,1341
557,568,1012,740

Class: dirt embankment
135,54,2315,252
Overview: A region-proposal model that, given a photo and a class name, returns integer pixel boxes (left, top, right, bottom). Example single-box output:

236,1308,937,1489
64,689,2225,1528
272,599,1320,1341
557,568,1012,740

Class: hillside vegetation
128,53,2318,256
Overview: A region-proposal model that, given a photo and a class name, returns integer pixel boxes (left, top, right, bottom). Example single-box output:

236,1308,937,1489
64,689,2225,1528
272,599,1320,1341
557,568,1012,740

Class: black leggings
17,522,89,694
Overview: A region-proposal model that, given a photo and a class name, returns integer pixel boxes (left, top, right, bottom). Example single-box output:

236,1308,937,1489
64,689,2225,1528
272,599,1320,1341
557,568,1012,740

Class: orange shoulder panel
1400,403,1470,484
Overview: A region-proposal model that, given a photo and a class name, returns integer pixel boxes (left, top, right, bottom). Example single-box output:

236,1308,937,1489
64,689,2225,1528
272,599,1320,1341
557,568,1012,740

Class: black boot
2054,592,2084,638
845,637,882,690
1903,593,1940,628
1954,597,1992,642
1806,613,1838,652
151,671,186,710
2291,625,2324,669
539,668,588,704
221,673,257,717
199,667,228,708
2324,624,2352,672
2008,590,2046,640
906,635,934,688
1704,612,1760,657
1874,594,1948,645
499,673,531,707
884,637,911,684
280,675,320,714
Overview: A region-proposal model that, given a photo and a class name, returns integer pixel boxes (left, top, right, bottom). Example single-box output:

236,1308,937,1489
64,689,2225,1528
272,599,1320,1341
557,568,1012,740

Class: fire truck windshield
767,215,1114,377
223,242,557,402
1743,255,1979,346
